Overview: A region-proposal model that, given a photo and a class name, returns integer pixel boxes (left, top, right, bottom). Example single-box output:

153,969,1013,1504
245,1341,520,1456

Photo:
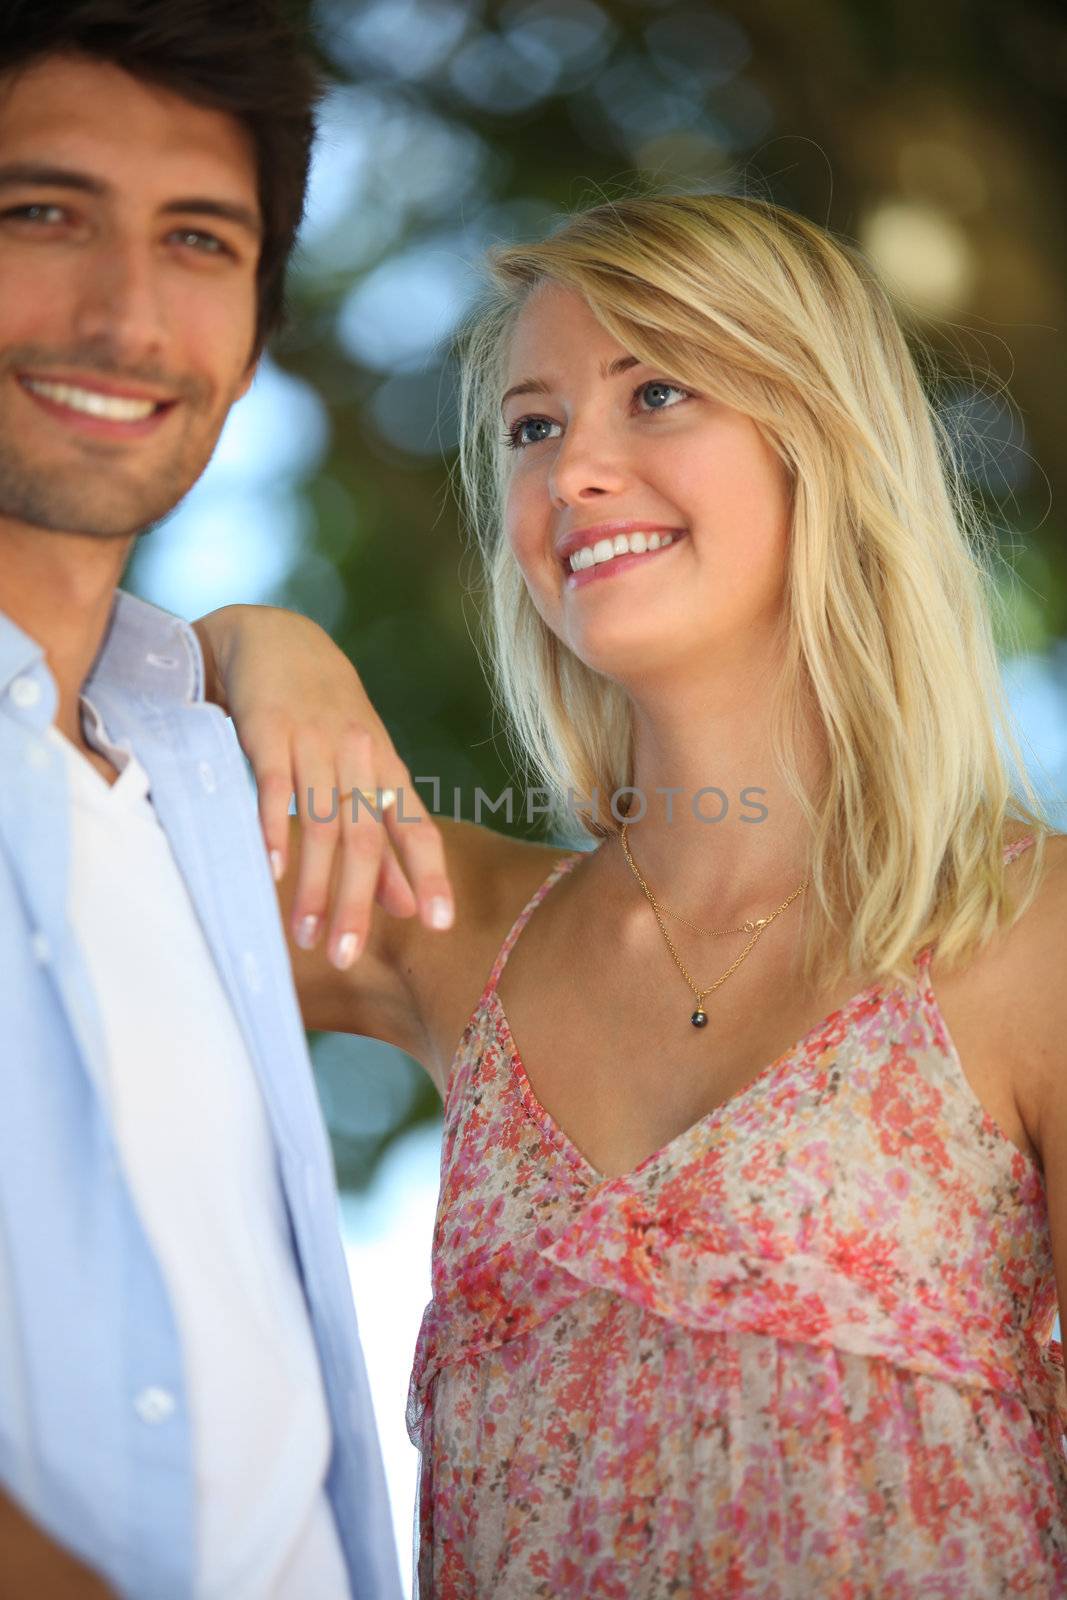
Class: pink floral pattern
407,835,1067,1597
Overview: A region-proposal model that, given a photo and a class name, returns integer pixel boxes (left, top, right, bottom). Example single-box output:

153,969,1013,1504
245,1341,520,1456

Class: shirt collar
0,590,205,725
0,605,46,697
86,590,205,706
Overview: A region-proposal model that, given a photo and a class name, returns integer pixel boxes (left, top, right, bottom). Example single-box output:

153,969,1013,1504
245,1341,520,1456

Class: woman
199,193,1067,1596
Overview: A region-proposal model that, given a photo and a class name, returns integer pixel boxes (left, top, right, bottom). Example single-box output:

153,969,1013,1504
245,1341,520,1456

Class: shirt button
198,761,217,794
242,950,263,993
26,743,49,771
10,676,41,710
30,931,51,965
134,1386,176,1425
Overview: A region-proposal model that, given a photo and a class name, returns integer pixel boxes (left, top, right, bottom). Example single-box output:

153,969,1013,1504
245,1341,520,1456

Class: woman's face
501,281,794,686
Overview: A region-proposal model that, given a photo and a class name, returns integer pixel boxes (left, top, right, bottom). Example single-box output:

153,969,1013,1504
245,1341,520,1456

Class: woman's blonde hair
456,192,1051,995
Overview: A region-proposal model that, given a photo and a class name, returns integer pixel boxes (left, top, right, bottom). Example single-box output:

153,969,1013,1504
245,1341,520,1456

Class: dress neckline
460,831,1041,1189
489,977,890,1187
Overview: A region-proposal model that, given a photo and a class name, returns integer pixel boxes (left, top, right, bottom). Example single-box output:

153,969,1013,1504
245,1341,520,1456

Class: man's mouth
20,376,164,422
16,372,179,439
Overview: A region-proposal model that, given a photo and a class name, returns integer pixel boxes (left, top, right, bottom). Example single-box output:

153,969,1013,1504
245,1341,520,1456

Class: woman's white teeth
569,530,674,572
23,378,158,421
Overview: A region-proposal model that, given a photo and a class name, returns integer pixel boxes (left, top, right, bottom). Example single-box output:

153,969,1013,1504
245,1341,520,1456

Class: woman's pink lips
563,532,686,590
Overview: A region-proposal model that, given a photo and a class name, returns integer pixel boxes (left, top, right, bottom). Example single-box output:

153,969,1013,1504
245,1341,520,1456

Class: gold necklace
619,822,810,1029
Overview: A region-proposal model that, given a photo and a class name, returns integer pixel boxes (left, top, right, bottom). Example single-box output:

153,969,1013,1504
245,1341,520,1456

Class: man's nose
70,237,168,367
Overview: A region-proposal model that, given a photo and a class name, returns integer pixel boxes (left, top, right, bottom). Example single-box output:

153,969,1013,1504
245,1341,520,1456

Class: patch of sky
132,489,311,622
127,358,331,618
1003,647,1067,828
296,85,492,279
584,49,726,147
370,367,459,457
313,1033,423,1142
337,234,485,374
471,194,565,245
499,0,616,93
448,26,562,112
317,0,477,82
341,1121,442,1597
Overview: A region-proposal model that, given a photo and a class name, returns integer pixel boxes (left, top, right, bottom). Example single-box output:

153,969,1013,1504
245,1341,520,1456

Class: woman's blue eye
505,416,560,450
639,381,685,409
503,380,688,450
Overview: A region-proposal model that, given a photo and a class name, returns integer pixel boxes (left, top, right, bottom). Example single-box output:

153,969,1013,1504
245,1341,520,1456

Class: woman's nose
548,419,630,509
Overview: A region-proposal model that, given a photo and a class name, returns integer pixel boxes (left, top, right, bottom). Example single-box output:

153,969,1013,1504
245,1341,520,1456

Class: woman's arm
191,604,547,1091
277,808,560,1096
1011,836,1067,1339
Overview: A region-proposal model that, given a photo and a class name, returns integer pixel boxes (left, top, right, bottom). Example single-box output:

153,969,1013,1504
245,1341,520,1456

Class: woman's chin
563,624,696,686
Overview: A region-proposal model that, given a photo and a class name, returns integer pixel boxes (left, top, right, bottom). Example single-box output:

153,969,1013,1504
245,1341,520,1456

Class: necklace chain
619,822,810,1024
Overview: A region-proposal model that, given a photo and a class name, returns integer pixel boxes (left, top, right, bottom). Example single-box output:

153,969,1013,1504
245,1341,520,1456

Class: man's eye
170,228,229,256
2,203,66,225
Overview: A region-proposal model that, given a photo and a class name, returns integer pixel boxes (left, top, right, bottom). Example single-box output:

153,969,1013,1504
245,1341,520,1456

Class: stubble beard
0,434,202,539
0,345,226,539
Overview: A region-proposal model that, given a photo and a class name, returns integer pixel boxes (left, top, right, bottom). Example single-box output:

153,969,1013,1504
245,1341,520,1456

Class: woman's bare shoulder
984,824,1067,1157
395,820,582,1095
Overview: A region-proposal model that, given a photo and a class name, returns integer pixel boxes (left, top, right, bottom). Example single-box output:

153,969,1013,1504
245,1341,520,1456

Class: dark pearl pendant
691,1009,708,1028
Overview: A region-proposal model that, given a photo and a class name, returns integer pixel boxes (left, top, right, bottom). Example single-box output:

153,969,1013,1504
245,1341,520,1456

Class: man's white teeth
23,379,158,422
568,530,675,572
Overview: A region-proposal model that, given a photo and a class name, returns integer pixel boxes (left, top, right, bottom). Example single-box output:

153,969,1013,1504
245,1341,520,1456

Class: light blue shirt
0,590,402,1600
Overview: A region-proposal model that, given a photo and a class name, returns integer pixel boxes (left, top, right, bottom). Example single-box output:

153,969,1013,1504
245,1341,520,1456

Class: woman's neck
615,682,827,923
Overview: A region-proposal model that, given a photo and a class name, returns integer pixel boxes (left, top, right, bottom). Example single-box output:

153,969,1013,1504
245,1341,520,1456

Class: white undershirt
48,702,350,1600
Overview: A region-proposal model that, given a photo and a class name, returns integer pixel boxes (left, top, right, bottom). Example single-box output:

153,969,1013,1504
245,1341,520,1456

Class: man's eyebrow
500,354,640,413
159,197,262,242
0,161,262,241
0,161,106,196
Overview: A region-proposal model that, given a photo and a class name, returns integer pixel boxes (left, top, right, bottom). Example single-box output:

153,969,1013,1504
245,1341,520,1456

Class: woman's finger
380,768,454,933
375,840,420,919
289,720,348,951
321,728,395,966
229,706,295,883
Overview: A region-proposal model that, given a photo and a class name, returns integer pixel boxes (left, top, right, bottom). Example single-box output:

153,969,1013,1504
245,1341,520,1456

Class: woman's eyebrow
500,355,640,414
500,376,550,411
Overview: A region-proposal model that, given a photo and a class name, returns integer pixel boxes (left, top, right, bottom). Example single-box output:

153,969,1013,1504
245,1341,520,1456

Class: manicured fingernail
333,932,360,970
269,849,284,882
295,914,320,950
428,896,453,930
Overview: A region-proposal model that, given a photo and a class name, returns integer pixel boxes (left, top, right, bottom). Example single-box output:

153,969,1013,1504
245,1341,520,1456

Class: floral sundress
407,833,1067,1597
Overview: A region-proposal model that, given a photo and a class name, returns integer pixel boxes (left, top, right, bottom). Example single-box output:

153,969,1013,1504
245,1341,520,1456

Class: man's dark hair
0,0,324,358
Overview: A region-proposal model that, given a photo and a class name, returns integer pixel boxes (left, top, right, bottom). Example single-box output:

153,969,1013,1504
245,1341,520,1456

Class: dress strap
484,850,585,997
916,831,1037,974
1002,832,1037,867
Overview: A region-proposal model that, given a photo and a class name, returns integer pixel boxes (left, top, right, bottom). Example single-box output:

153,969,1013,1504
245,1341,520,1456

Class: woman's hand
192,605,454,969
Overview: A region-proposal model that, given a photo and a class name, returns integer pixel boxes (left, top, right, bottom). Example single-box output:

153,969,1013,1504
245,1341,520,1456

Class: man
0,3,403,1595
